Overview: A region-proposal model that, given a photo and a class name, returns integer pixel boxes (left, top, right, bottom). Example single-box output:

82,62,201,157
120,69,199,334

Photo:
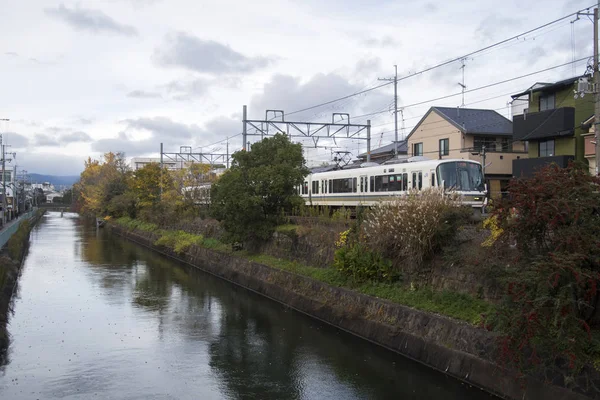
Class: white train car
299,158,487,209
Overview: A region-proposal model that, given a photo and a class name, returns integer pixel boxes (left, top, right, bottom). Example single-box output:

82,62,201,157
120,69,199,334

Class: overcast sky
0,0,595,175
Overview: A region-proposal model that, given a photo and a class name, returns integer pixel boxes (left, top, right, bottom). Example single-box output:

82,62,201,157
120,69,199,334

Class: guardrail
0,209,38,250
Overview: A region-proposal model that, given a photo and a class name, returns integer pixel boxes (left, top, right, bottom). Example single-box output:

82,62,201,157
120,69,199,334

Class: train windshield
437,161,484,192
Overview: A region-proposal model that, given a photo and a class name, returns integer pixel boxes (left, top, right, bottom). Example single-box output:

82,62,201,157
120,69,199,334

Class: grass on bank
114,217,492,325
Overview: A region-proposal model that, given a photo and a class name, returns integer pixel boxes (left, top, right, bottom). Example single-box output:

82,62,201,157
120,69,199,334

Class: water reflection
0,213,495,399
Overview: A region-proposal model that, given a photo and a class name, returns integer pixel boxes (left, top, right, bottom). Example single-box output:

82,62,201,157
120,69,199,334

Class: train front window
437,162,484,192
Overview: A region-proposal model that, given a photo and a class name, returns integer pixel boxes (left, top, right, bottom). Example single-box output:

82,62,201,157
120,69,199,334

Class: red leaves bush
490,163,600,383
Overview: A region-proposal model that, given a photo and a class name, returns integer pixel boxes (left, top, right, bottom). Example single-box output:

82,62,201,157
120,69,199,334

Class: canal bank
1,212,494,399
0,209,45,362
110,222,590,400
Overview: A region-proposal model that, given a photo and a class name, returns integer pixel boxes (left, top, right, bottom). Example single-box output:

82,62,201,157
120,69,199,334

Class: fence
0,209,38,250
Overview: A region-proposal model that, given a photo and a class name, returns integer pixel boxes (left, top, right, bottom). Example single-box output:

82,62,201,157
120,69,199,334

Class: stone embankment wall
111,223,590,400
0,210,46,361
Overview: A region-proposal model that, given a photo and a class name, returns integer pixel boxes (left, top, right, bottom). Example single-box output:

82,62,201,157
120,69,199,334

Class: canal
0,212,495,399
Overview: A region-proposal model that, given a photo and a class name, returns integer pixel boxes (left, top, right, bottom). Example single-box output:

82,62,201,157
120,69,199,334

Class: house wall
584,130,598,175
528,85,594,161
407,112,462,158
528,137,575,157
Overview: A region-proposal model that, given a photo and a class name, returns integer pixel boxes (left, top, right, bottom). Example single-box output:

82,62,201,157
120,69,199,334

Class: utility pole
594,5,600,175
242,105,247,151
226,137,229,169
481,145,487,180
2,142,6,226
378,65,399,157
459,58,467,107
0,119,8,225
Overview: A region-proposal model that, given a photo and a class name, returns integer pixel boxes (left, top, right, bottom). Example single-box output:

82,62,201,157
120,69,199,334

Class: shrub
489,164,600,383
362,189,469,268
154,230,203,254
334,243,397,282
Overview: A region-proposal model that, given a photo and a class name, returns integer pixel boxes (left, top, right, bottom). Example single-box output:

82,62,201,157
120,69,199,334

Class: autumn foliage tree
489,163,600,386
74,152,130,216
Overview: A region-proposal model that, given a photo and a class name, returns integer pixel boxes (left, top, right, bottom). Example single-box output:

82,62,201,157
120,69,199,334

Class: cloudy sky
0,0,595,175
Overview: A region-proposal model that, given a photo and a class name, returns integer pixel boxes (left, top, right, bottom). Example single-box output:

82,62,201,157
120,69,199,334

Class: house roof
358,140,408,158
511,75,586,99
406,107,513,140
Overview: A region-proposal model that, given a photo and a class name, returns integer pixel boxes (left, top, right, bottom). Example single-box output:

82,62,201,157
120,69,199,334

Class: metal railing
0,208,38,250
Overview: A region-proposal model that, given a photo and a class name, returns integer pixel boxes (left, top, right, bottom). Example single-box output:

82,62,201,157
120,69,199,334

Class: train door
430,169,436,189
359,175,367,205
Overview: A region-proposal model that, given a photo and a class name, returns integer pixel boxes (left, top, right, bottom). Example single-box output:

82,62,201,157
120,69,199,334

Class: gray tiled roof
433,107,513,136
511,75,585,99
358,140,407,158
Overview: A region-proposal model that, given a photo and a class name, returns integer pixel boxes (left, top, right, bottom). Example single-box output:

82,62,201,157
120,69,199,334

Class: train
298,157,488,210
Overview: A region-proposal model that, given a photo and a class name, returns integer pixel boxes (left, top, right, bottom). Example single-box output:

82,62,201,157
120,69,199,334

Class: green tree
61,189,73,205
210,134,308,246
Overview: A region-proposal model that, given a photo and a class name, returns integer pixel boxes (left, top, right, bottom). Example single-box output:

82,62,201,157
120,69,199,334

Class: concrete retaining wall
110,224,591,400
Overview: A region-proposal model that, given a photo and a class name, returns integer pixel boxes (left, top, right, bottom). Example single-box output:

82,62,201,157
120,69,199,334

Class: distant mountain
28,174,79,188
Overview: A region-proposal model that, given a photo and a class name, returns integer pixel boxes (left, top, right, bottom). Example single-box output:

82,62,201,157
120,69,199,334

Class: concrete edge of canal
0,209,46,362
110,223,590,400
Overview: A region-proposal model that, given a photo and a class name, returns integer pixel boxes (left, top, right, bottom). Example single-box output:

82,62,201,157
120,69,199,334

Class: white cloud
45,4,138,36
153,32,273,74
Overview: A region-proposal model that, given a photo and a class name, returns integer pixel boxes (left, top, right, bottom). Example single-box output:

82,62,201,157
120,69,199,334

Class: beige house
582,116,598,175
406,107,527,198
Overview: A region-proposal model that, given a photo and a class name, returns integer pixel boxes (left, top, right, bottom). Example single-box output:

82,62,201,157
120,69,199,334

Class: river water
0,212,495,399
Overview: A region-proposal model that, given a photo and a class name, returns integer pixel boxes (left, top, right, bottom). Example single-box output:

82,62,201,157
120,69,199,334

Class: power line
274,4,594,126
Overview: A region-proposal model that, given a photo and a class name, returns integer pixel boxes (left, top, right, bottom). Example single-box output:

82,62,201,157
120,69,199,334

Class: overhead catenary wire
194,5,595,161
278,4,595,121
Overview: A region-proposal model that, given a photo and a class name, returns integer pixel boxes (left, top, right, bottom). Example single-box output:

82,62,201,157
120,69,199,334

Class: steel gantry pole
367,120,371,163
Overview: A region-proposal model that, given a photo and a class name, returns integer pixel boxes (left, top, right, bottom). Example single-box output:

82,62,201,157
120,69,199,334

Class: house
130,157,185,171
357,140,408,163
406,106,527,198
511,75,594,177
582,115,597,175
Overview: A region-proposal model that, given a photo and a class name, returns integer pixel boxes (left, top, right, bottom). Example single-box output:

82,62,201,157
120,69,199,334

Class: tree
61,189,73,205
210,134,308,246
74,152,131,216
131,162,173,211
33,188,46,205
489,163,600,386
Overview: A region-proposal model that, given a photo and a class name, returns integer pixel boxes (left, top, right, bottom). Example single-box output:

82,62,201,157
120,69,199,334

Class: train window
331,178,353,193
373,175,390,191
353,178,357,193
370,176,374,192
303,181,308,195
418,172,423,190
412,173,417,189
431,173,435,187
312,181,319,194
329,180,332,193
360,177,364,192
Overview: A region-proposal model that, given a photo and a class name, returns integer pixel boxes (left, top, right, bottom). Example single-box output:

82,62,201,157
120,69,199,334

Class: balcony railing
460,147,528,154
513,107,575,141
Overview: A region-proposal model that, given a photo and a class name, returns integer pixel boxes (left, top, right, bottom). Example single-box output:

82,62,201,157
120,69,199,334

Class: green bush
115,216,158,232
334,243,398,283
154,230,203,254
7,220,30,260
